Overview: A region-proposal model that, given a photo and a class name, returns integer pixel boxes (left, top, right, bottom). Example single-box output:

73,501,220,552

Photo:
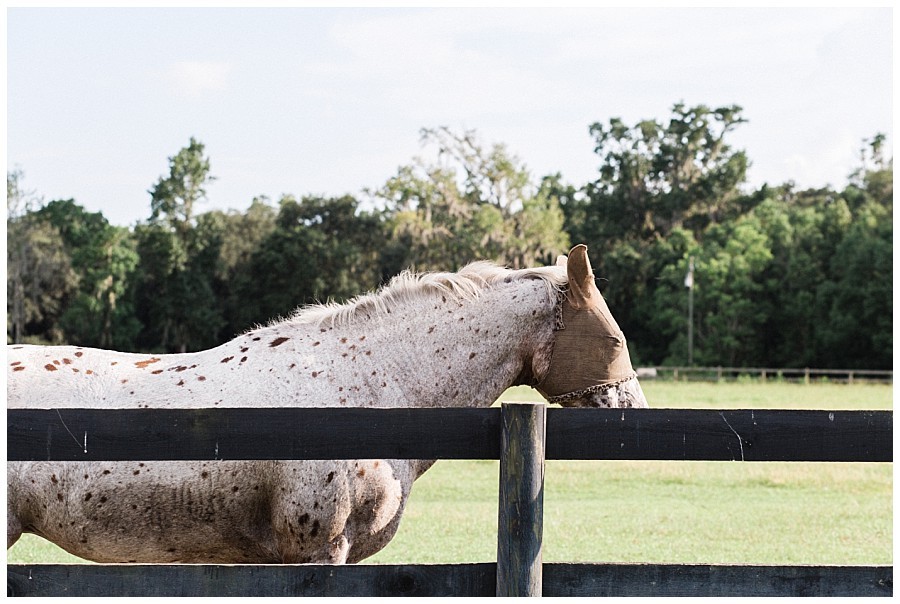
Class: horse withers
7,244,648,564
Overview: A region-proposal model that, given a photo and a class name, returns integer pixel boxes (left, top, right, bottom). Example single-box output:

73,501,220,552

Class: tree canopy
7,109,892,369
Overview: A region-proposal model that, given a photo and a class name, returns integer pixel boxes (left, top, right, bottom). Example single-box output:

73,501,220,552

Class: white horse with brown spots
7,245,648,564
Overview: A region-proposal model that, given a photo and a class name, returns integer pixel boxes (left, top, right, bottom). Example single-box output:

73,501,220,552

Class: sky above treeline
7,7,893,227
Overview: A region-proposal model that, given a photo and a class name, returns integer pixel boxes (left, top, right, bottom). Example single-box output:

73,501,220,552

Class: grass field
7,381,892,566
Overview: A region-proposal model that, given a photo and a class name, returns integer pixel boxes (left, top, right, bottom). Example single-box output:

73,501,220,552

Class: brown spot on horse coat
221,356,234,363
44,364,57,372
62,358,72,365
134,357,161,369
74,351,83,357
270,337,290,347
151,369,163,375
197,376,207,382
240,357,248,363
13,366,25,372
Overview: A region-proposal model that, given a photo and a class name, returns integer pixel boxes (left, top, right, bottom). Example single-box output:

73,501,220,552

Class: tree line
7,104,892,369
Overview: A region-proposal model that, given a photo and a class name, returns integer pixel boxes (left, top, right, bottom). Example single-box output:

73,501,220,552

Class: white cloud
166,61,232,98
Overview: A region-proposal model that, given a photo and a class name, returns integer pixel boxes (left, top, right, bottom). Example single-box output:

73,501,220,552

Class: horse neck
306,278,559,410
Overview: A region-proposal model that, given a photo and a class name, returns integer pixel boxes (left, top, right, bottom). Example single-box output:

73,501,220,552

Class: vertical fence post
497,402,546,597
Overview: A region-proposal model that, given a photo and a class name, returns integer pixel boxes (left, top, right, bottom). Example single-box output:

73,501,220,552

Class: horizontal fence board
6,563,495,597
543,563,893,597
546,409,893,462
8,408,891,462
6,407,501,462
7,563,891,597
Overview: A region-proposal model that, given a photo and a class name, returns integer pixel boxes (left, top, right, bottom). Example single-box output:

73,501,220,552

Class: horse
7,244,648,564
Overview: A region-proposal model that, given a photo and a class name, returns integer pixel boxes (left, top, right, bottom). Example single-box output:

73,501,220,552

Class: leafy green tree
231,194,384,329
34,199,141,349
7,171,79,344
377,127,568,274
134,139,223,352
564,104,752,363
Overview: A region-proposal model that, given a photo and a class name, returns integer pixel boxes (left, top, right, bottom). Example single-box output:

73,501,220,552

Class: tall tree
134,139,223,352
35,199,141,349
377,127,568,274
231,194,384,329
7,172,78,344
562,104,752,363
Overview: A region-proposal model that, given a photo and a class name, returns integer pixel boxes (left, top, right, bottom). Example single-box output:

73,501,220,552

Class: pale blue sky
7,7,893,226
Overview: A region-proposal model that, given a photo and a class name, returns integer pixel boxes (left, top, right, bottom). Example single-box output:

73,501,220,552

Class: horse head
535,244,649,409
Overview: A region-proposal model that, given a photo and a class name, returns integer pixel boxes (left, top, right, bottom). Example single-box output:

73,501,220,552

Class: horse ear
555,255,568,267
566,244,599,308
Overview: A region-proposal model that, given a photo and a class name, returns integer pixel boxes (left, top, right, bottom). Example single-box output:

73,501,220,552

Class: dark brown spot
469,352,477,359
221,356,234,363
121,379,128,384
53,359,61,365
290,363,296,369
252,337,261,341
365,351,371,356
201,471,209,479
13,366,25,372
111,361,118,365
197,376,206,381
311,371,319,378
62,358,72,365
326,472,335,483
299,513,310,525
103,470,111,475
44,364,58,372
175,366,188,372
359,336,366,341
74,351,83,357
240,356,248,363
10,359,22,365
232,486,239,492
134,357,161,369
177,380,185,387
240,346,249,353
57,493,63,501
86,370,93,375
84,493,92,501
50,474,58,484
357,468,366,477
311,520,320,538
312,341,320,346
270,337,290,347
151,369,163,375
99,496,107,503
133,470,140,475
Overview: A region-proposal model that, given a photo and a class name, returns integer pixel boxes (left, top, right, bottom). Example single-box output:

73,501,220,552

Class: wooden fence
7,405,893,597
645,365,893,384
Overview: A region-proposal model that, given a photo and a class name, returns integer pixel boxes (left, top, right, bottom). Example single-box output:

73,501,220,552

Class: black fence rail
7,405,893,597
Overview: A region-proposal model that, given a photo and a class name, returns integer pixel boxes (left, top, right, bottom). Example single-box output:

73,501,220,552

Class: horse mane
286,261,568,328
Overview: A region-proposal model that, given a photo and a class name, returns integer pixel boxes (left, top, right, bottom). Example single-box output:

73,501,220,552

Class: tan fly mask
535,245,640,407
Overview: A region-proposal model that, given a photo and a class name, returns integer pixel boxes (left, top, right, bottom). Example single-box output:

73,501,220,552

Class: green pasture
7,381,892,566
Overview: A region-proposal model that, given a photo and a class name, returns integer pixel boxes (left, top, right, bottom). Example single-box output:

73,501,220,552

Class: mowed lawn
7,381,892,565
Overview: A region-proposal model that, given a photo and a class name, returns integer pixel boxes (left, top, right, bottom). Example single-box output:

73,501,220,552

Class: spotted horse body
7,245,648,564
